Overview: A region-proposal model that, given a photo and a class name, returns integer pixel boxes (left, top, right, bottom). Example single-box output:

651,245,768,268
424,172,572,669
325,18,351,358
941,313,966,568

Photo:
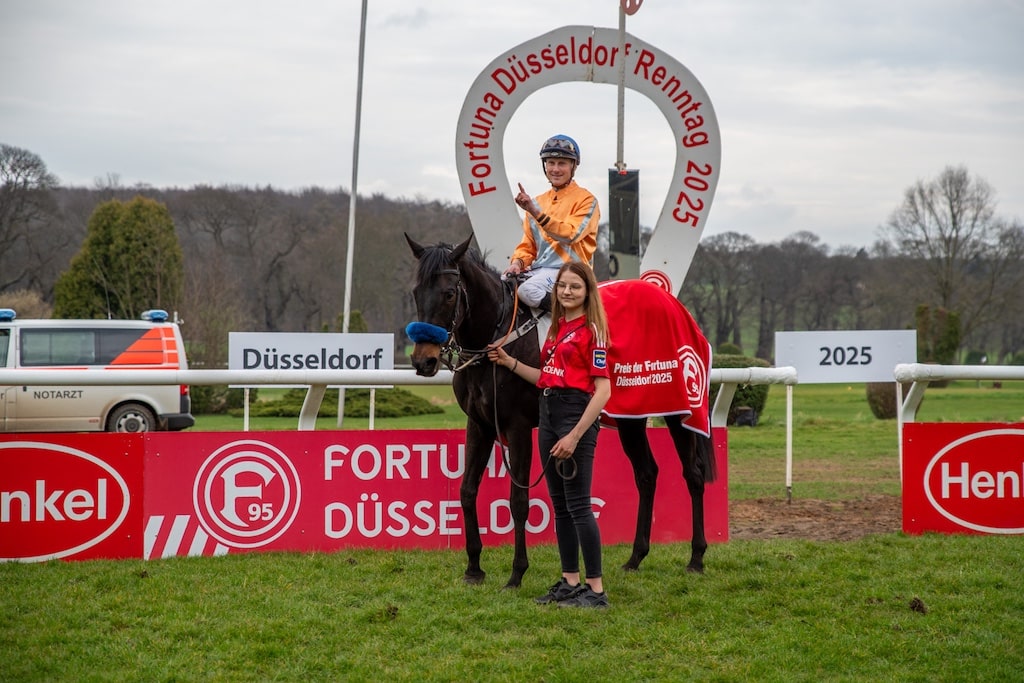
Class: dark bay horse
405,233,716,589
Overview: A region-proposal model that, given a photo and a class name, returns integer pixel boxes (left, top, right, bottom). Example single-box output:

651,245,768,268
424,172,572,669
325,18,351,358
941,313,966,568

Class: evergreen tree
54,196,183,318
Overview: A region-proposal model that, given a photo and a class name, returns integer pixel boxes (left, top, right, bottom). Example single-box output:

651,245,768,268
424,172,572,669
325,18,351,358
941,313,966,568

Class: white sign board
455,25,720,296
775,330,917,384
228,333,394,386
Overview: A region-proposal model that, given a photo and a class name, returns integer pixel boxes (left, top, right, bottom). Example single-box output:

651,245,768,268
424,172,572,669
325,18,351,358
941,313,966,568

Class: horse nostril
413,356,439,377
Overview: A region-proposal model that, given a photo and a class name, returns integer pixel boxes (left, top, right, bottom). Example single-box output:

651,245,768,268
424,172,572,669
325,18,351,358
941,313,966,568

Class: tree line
2,143,1022,369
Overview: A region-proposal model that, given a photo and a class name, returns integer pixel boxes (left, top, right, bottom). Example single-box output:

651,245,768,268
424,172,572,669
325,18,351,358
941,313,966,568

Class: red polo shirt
537,317,609,395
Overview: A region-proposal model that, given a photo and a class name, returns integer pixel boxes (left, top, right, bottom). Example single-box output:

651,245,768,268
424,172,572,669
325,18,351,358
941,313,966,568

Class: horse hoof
621,562,640,573
463,573,486,585
686,564,705,574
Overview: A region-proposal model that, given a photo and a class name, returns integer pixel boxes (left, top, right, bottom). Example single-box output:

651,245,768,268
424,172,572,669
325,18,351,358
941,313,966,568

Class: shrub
964,349,988,365
239,387,442,418
709,353,771,425
865,382,914,420
717,342,743,356
191,386,257,414
0,289,51,318
916,305,961,388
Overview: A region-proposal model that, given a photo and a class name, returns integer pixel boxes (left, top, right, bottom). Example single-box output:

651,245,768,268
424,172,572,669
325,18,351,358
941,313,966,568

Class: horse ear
451,234,473,262
404,232,425,259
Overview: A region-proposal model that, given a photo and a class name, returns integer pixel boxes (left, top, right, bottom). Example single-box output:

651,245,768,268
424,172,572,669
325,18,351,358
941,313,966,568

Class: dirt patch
729,494,901,541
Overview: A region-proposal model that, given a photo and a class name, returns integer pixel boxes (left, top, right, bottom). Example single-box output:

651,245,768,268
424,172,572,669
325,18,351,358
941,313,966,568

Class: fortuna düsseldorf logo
679,344,707,409
641,270,673,293
193,440,301,548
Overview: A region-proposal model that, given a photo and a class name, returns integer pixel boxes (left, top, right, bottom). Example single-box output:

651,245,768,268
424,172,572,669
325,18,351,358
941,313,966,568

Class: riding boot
536,295,552,317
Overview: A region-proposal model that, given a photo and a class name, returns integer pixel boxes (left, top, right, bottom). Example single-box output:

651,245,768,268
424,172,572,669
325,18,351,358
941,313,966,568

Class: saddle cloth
597,279,712,436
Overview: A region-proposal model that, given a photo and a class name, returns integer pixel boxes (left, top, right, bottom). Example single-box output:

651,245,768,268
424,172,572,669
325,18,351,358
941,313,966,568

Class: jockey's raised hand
515,182,541,218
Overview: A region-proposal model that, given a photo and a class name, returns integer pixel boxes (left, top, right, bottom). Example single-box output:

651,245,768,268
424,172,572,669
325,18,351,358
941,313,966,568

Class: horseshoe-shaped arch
455,25,720,295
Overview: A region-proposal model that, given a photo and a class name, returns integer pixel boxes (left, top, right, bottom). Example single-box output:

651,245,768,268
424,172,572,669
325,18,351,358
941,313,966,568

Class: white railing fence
893,363,1024,482
0,366,798,427
0,364,800,489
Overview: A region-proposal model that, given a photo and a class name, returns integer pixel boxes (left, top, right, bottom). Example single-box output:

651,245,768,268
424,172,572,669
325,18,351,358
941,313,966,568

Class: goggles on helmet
539,135,580,164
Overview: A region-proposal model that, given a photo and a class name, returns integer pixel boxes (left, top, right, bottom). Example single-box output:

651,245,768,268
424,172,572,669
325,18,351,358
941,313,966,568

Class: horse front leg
666,416,708,573
503,424,535,589
616,417,658,572
461,418,495,585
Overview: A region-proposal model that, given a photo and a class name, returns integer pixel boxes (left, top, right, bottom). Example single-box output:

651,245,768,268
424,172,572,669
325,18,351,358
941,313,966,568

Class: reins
421,250,570,489
447,276,535,372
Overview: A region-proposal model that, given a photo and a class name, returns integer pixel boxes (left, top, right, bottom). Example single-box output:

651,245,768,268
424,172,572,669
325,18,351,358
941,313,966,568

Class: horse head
405,233,473,376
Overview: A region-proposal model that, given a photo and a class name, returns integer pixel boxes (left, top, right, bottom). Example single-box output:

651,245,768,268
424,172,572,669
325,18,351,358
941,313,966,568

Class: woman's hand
550,432,581,460
487,345,511,368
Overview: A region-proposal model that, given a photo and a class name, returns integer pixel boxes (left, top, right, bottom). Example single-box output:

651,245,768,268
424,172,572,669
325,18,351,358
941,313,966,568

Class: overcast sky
1,0,1021,250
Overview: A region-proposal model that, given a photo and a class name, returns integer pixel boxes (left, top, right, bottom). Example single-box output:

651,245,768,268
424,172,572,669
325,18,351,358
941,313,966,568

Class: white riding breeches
517,267,559,307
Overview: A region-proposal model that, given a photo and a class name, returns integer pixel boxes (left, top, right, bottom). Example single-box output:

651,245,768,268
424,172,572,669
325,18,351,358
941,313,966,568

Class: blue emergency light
141,309,169,322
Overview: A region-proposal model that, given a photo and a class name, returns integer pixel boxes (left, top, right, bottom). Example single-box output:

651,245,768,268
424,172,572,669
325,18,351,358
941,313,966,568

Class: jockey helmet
539,135,580,165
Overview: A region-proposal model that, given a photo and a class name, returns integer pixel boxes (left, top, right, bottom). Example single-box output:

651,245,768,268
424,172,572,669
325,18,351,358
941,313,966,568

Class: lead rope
492,282,576,488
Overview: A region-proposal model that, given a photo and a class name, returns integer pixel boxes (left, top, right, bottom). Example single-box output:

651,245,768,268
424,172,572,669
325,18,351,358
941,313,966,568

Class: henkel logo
0,441,131,562
193,440,301,548
924,428,1024,534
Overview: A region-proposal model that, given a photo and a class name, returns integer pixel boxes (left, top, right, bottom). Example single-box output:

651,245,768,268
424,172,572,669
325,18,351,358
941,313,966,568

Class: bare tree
879,166,1024,342
0,144,60,290
689,232,756,350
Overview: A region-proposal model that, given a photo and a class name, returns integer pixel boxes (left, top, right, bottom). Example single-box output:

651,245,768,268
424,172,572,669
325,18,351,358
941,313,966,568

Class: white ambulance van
0,309,194,433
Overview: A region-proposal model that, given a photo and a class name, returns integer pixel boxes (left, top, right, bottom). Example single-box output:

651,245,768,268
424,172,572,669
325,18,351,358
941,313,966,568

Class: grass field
3,381,1023,681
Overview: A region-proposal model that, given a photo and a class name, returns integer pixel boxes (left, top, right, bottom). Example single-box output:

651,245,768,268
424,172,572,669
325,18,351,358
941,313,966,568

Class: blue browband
406,321,449,344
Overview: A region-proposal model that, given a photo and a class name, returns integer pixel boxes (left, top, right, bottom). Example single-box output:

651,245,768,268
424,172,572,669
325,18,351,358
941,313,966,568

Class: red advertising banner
2,427,729,562
0,435,144,561
903,422,1024,535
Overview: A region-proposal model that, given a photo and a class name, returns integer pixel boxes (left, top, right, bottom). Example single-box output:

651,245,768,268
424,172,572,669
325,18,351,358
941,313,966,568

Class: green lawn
4,380,1019,681
3,534,1021,681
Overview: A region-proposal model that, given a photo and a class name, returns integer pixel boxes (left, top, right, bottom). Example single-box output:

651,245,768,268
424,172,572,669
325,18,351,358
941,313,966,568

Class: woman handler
488,261,611,608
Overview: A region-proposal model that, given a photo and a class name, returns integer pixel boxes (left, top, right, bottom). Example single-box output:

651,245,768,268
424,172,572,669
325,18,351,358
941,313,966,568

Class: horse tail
697,431,717,484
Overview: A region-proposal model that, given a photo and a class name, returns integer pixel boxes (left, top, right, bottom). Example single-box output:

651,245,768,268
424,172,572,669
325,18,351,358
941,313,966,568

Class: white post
785,384,793,502
338,0,369,428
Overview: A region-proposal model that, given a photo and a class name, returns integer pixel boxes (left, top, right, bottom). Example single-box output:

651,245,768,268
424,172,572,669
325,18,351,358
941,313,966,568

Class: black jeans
538,388,602,580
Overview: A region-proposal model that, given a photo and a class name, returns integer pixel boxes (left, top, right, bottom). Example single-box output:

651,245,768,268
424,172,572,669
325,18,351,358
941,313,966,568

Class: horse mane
414,241,502,285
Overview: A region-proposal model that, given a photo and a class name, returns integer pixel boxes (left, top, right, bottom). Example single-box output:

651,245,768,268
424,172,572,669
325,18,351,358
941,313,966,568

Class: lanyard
544,321,587,365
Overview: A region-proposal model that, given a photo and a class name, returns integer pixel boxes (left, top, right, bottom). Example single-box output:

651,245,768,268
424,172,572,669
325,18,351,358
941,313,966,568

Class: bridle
425,266,471,372
420,254,569,489
425,263,534,373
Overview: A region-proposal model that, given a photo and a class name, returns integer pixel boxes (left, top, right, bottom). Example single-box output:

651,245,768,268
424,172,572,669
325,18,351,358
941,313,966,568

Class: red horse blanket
598,279,711,436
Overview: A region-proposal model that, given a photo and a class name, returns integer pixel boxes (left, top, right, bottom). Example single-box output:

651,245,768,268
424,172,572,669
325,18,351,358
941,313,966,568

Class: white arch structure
455,25,721,296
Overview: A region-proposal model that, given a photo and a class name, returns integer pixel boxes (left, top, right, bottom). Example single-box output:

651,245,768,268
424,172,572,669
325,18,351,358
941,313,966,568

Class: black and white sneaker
534,578,583,604
557,584,609,609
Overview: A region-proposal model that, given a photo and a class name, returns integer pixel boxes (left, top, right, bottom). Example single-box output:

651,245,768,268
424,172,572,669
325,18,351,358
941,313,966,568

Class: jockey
503,134,601,312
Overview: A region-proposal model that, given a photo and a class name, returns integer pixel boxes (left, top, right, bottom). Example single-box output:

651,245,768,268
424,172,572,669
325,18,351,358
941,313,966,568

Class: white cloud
1,0,1021,248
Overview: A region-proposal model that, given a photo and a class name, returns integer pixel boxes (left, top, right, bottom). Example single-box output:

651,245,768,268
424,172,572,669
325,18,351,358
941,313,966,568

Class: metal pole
338,0,368,428
615,3,626,172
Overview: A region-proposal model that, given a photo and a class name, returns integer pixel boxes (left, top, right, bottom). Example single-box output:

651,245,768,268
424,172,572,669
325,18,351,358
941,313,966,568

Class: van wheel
107,404,157,433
